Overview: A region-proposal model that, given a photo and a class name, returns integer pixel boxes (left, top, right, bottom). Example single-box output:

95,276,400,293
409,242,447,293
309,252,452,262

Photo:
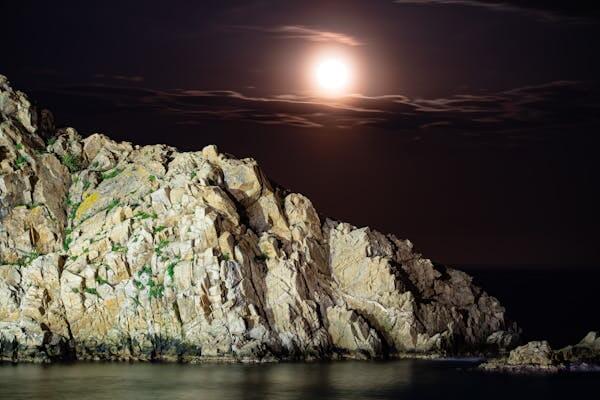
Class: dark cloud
229,25,364,46
93,74,145,83
394,1,600,22
38,81,600,145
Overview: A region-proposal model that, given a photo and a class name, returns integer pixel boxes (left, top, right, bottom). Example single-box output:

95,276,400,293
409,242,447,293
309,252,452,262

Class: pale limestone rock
507,341,556,366
327,306,382,358
0,75,520,362
0,254,71,362
486,330,520,352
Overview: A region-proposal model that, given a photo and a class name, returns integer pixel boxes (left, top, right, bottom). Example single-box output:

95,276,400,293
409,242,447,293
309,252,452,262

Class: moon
313,56,353,96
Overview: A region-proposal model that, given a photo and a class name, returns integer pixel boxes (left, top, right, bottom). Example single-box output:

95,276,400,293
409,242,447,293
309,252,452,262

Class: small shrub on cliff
166,257,180,280
139,265,152,276
100,168,122,181
111,243,126,253
14,154,28,168
63,235,73,251
22,250,40,265
96,276,109,285
148,283,164,299
84,287,99,296
61,153,81,173
154,239,169,256
106,199,120,212
153,225,166,234
134,211,157,220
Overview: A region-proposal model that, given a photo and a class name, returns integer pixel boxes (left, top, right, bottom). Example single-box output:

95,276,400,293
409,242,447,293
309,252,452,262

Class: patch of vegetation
14,154,28,168
139,265,152,276
153,225,166,234
101,168,123,181
134,211,158,220
148,175,157,182
22,250,41,265
190,171,197,179
83,180,91,191
148,281,164,299
166,257,180,280
71,287,80,293
15,143,23,150
221,252,230,262
67,200,81,221
84,287,99,296
96,276,109,285
106,198,120,212
46,137,57,146
111,243,126,253
63,235,73,251
133,279,144,290
61,152,81,173
254,252,269,262
154,239,169,256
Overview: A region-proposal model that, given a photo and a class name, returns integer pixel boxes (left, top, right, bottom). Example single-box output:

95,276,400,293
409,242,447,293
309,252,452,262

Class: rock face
507,341,557,367
558,331,600,363
0,75,519,363
480,332,600,373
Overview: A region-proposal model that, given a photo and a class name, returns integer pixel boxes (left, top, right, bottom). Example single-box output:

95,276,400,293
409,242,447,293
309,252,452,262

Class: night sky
3,0,600,266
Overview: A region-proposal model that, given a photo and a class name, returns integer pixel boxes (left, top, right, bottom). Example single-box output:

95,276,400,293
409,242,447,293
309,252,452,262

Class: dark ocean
1,267,598,399
1,359,598,400
460,265,600,347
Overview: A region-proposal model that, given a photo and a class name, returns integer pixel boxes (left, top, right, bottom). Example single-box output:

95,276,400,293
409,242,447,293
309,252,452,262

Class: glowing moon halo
313,56,352,96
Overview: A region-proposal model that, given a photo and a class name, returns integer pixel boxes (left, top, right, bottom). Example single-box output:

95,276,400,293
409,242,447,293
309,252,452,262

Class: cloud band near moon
30,80,600,146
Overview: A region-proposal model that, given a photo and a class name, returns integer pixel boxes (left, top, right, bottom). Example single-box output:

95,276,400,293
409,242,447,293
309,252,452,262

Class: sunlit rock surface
0,75,519,362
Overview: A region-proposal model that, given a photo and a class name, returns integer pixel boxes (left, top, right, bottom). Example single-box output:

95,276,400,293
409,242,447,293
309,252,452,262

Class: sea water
0,359,598,399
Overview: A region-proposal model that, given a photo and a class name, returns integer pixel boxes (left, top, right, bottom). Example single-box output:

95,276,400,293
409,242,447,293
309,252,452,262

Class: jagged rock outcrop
0,75,519,363
558,331,600,363
480,332,600,373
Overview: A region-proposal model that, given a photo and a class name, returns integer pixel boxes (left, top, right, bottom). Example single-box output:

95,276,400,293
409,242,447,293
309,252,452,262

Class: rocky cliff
0,75,519,363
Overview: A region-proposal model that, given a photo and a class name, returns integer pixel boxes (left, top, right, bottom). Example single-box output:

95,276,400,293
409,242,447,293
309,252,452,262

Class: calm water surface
0,360,598,399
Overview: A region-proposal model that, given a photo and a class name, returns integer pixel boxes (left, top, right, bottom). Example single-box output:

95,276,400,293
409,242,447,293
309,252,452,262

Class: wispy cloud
394,1,595,22
93,73,144,83
39,81,600,145
232,25,364,46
